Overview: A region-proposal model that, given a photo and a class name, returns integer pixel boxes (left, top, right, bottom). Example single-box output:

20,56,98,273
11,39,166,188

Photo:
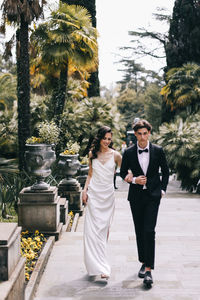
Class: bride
82,126,122,280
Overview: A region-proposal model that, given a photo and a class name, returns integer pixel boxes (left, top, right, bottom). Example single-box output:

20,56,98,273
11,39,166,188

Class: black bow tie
138,148,148,154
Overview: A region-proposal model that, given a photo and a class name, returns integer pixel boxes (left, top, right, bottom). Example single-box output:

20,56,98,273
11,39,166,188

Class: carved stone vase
25,144,56,190
58,154,80,188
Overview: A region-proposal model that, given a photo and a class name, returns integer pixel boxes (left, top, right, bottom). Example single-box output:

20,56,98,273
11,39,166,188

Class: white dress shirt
137,142,150,176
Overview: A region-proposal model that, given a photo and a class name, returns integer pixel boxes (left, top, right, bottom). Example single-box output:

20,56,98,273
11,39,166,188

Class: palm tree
1,0,46,170
62,0,100,97
153,115,200,192
161,63,200,117
31,3,98,121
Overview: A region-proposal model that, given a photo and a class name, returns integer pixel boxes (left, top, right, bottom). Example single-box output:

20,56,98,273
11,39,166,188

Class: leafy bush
59,97,125,156
152,115,200,192
0,170,33,217
0,101,18,157
26,121,60,145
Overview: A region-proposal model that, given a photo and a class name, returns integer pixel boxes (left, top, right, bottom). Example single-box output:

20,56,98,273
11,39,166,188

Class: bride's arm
82,151,93,205
114,150,122,168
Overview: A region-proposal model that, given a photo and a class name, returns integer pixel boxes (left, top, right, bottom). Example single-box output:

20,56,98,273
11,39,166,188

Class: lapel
146,142,154,176
132,144,144,175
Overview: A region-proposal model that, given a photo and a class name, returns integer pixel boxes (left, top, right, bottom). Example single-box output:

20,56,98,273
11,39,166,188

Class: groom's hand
135,176,147,185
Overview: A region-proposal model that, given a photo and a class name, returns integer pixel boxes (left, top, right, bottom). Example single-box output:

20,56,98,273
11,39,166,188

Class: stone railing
0,223,25,300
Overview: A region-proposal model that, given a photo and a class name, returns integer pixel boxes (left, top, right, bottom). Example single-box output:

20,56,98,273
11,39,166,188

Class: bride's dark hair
90,126,113,160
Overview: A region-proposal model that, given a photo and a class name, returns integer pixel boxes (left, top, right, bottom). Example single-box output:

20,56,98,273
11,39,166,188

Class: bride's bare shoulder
113,149,122,159
114,150,122,164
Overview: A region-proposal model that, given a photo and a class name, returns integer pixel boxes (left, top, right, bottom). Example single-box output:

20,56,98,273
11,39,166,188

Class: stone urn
79,164,89,176
77,164,89,188
58,154,80,187
25,144,56,190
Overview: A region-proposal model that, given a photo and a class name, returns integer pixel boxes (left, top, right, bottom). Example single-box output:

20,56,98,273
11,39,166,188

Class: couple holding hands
82,119,169,288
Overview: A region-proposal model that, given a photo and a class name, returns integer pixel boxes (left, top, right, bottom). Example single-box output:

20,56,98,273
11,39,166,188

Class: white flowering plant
61,141,80,155
80,156,89,165
26,121,60,145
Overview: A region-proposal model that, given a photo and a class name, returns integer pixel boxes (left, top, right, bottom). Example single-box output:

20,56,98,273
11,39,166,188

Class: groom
120,119,169,287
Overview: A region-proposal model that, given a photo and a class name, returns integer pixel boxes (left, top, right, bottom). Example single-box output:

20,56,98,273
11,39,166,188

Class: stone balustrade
0,223,25,300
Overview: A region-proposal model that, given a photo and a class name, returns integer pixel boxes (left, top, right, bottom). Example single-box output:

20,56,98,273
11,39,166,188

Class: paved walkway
34,177,200,300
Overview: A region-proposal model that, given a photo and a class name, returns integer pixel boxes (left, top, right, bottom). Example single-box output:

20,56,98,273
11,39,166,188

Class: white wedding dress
84,150,116,277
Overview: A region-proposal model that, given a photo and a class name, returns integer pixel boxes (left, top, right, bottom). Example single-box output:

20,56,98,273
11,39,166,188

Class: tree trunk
54,64,68,123
87,70,100,97
48,76,60,120
62,0,100,96
16,17,30,171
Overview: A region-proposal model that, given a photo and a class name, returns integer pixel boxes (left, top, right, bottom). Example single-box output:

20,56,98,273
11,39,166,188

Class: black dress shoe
138,263,145,278
143,271,153,286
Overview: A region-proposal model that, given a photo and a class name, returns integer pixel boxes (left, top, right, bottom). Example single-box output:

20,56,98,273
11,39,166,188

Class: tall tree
144,83,163,132
116,88,145,130
117,59,146,93
31,3,98,121
117,58,162,93
62,0,100,96
1,0,46,170
166,0,200,70
123,8,171,64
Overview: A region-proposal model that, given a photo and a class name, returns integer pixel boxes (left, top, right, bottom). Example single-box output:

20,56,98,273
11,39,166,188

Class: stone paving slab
34,178,200,300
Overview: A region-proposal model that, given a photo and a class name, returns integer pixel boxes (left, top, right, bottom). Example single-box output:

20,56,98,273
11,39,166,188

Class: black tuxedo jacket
120,143,169,201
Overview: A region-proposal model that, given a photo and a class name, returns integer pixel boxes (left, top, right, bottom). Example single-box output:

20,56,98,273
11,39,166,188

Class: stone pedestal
0,223,25,300
18,186,62,240
58,180,83,215
59,198,68,225
77,164,88,188
77,175,87,188
0,223,21,281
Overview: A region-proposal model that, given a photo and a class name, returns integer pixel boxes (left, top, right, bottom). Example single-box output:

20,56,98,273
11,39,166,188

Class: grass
0,205,18,223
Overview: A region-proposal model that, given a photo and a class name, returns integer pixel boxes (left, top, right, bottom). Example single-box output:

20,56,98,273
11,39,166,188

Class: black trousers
130,190,160,269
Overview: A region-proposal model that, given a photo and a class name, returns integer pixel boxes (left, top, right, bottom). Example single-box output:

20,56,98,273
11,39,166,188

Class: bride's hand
125,172,133,183
82,190,88,205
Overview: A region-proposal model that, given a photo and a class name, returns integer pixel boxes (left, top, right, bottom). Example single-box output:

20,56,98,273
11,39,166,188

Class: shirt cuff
132,177,136,184
161,190,165,195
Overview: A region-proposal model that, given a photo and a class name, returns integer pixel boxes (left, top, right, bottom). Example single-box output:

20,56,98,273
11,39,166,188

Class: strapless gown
84,151,116,276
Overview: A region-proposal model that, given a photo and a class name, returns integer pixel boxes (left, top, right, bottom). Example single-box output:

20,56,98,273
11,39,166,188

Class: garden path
34,176,200,300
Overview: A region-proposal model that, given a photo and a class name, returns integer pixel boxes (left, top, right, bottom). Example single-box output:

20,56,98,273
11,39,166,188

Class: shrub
152,115,200,192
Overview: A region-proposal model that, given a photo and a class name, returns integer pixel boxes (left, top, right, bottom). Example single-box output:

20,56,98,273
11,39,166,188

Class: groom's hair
132,119,152,132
